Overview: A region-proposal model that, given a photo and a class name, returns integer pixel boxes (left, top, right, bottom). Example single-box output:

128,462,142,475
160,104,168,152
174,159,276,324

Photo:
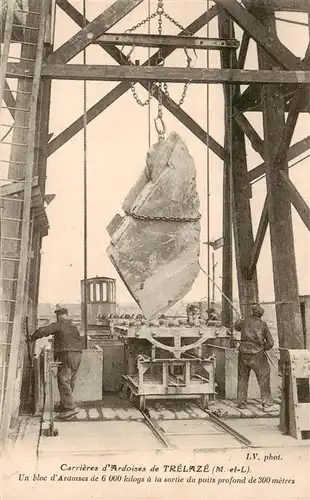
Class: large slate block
107,132,201,319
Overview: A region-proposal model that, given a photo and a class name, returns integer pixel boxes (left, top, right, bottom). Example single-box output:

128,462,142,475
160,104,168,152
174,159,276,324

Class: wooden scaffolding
0,0,309,443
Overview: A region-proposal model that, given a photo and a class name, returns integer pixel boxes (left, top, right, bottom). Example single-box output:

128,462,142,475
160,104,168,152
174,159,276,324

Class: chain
125,12,157,34
124,0,193,133
155,0,165,140
125,210,201,223
162,11,192,37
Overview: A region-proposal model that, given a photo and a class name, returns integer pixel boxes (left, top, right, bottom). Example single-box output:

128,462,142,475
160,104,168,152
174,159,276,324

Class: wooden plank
47,0,144,64
247,198,269,278
234,111,264,158
7,63,310,83
248,135,310,183
213,0,301,70
94,33,239,50
279,170,310,231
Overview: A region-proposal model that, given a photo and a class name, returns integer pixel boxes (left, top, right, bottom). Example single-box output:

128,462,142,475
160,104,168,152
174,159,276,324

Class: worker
207,307,220,322
30,305,82,419
234,304,278,412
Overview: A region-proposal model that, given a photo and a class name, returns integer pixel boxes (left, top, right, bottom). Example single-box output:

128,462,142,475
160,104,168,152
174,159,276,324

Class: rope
83,0,88,348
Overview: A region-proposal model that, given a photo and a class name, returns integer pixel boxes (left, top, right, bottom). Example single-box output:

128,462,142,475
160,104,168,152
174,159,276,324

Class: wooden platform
51,395,280,423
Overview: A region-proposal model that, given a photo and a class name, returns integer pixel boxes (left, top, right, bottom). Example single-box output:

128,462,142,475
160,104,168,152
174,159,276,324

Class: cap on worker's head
251,304,264,317
54,304,68,315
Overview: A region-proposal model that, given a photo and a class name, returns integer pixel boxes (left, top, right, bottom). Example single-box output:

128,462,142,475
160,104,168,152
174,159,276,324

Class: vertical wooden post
219,9,259,325
31,46,53,329
255,6,304,436
256,9,303,351
218,11,233,330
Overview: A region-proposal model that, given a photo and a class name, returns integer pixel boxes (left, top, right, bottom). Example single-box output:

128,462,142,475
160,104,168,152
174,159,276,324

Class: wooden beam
279,170,310,231
243,0,310,12
237,82,310,113
7,63,310,83
248,135,310,183
234,111,264,158
247,198,269,278
47,5,225,159
218,10,233,330
213,0,301,69
237,32,250,69
47,0,144,64
275,88,302,162
257,6,303,352
47,81,131,156
0,177,38,197
219,10,259,318
94,33,239,50
46,76,226,161
3,80,16,119
56,0,219,66
158,90,227,161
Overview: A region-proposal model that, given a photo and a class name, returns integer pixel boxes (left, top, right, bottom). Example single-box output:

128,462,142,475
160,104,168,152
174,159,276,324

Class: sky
36,0,310,308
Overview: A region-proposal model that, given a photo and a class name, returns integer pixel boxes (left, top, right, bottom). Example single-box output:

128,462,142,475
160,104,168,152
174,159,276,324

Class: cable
200,266,241,317
206,0,211,311
82,0,88,349
275,17,308,28
228,14,234,334
247,152,310,190
147,0,151,148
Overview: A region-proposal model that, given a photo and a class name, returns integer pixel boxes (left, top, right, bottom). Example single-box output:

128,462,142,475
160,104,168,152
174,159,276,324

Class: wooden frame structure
1,0,310,441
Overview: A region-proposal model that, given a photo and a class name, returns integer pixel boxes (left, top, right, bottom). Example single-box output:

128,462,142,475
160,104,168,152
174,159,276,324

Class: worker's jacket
234,316,274,354
32,319,82,355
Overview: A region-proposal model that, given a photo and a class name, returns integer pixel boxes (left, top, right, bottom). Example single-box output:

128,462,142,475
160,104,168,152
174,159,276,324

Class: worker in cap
234,304,278,412
30,304,82,419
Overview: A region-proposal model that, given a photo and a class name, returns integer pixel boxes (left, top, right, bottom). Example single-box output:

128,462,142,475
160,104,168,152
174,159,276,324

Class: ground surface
2,395,309,500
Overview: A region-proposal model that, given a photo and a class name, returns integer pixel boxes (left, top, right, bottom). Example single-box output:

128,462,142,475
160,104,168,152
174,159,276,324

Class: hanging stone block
106,132,201,319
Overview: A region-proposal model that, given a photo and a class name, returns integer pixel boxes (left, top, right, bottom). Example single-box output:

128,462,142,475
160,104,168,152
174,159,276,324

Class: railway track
136,401,252,450
139,408,174,449
38,396,253,454
201,407,252,447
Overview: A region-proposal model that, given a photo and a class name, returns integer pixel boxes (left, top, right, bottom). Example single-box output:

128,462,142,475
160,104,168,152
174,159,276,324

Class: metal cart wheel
139,396,146,411
200,394,209,410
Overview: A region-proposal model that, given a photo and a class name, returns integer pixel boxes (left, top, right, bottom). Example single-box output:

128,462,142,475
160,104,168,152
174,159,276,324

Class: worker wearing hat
234,304,278,412
30,304,82,419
